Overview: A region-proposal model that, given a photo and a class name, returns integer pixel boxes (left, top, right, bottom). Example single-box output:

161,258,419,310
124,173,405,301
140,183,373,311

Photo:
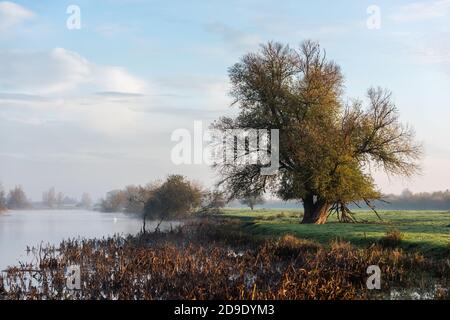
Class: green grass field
221,209,450,256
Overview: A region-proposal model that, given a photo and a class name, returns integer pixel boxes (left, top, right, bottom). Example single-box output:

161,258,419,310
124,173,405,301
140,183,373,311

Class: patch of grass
221,209,450,257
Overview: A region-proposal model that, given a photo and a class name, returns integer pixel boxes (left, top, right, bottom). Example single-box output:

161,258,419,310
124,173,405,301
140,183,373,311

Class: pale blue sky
1,0,449,200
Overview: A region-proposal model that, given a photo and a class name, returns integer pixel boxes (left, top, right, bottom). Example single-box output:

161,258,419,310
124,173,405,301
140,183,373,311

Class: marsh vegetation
0,215,448,300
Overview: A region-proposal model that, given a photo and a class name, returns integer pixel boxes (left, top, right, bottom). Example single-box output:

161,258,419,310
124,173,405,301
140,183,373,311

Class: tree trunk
301,195,330,224
142,215,147,233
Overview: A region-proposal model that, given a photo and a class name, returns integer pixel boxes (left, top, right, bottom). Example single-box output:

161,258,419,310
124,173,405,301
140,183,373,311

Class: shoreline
1,217,448,300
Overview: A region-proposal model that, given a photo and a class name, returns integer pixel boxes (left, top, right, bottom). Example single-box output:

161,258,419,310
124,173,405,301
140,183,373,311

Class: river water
0,209,172,270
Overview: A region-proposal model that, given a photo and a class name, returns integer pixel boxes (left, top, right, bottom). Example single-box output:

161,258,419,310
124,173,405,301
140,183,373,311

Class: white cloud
152,75,232,116
94,65,147,94
0,1,34,31
0,47,151,137
391,0,450,22
0,94,145,136
0,48,147,95
0,47,232,138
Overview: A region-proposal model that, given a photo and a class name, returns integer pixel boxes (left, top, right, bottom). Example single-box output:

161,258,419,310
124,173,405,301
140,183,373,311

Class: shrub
144,175,202,222
379,229,404,248
273,234,321,258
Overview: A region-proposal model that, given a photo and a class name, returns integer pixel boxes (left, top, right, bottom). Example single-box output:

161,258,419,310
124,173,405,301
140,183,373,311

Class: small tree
79,193,93,209
0,183,7,212
42,187,57,208
124,183,159,214
7,185,30,209
143,175,202,232
199,189,227,214
56,192,64,208
240,194,265,210
100,190,127,212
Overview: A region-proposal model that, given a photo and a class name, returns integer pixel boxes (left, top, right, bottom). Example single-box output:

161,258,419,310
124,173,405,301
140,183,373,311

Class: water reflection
0,209,174,270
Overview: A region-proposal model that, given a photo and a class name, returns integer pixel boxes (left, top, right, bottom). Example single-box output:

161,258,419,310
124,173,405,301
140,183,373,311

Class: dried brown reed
0,218,448,300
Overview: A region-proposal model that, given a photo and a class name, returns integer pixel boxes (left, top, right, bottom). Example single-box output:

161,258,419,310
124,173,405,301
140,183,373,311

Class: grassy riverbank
220,209,450,257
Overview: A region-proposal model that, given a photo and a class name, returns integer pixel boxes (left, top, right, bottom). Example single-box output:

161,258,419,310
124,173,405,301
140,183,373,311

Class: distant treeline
373,190,450,210
228,189,450,211
0,183,92,211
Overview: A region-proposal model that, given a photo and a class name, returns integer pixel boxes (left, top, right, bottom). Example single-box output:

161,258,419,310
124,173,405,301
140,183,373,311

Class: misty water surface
0,209,175,270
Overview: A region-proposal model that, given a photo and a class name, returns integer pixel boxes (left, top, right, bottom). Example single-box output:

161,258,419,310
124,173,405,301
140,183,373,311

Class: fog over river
0,209,175,270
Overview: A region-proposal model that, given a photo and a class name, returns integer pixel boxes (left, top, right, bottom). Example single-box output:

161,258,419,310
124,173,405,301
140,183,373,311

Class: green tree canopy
213,41,422,224
143,175,202,230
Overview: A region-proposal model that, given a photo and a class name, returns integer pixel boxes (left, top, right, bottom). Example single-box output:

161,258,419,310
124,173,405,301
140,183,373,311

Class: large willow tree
213,41,422,224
